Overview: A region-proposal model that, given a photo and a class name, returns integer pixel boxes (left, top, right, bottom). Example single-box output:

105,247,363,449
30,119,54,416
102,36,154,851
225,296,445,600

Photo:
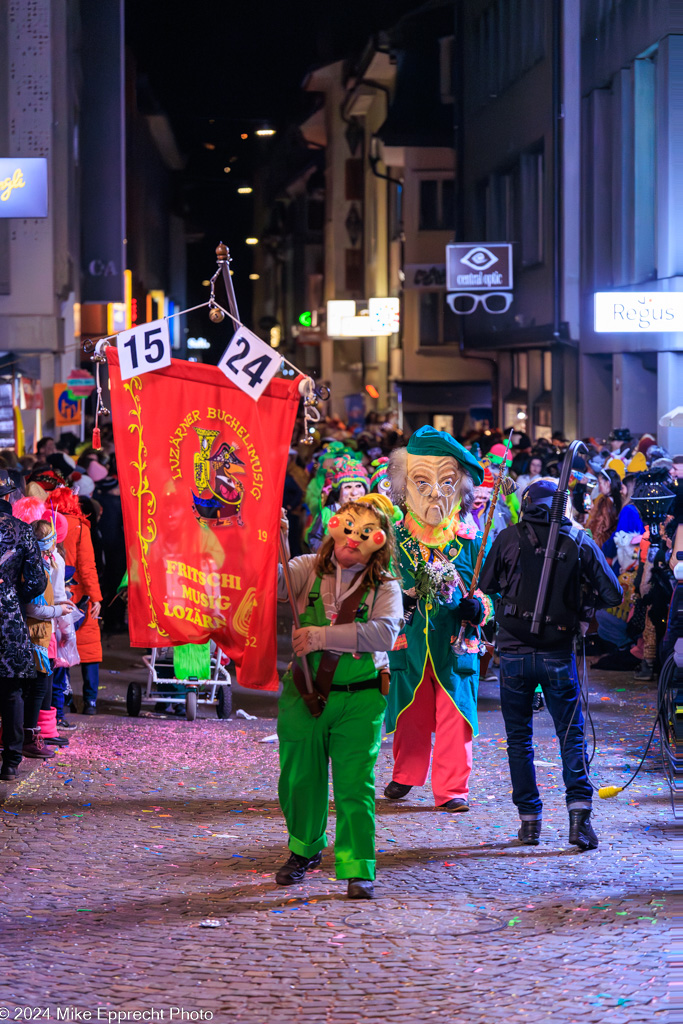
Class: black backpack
497,521,586,647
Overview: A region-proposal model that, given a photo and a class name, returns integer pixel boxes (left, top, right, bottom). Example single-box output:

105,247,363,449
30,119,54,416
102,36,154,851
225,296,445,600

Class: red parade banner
106,348,302,690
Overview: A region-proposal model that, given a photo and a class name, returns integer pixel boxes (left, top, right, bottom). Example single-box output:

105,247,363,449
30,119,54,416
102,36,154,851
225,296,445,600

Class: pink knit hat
88,461,108,482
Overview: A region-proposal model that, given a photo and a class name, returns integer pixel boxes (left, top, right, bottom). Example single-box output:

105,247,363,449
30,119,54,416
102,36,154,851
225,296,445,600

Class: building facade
292,4,496,432
580,0,683,453
0,0,187,448
0,0,82,443
449,0,582,440
245,0,683,448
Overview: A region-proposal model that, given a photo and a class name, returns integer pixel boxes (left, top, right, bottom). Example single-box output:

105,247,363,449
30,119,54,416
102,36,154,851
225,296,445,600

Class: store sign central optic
446,243,513,292
446,242,513,315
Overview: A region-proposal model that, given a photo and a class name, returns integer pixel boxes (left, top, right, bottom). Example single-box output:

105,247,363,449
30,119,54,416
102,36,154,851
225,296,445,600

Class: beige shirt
278,554,403,670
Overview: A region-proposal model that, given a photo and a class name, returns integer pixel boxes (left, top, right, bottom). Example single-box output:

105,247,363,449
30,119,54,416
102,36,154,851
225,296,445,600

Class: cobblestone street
0,636,670,1023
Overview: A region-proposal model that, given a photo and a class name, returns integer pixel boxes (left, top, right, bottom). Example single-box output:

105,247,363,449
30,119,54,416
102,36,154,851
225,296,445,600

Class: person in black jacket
0,469,47,781
479,479,623,851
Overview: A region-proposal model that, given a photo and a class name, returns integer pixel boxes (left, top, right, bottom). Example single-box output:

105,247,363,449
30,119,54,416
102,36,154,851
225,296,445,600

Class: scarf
405,505,462,548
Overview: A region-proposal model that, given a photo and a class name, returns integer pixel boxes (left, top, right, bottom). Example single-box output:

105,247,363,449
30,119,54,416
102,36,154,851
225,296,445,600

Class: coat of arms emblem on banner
192,427,246,526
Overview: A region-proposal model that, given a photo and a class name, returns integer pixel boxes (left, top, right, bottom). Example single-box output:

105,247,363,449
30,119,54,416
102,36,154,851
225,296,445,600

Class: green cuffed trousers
277,676,387,880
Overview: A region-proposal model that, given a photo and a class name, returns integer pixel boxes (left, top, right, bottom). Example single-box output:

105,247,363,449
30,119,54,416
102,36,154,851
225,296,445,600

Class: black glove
402,590,418,624
458,596,484,625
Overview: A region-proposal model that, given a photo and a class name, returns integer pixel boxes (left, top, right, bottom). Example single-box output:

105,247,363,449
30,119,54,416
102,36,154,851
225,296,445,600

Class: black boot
518,819,542,845
0,764,17,782
568,809,598,850
347,878,374,899
384,781,412,800
275,851,322,886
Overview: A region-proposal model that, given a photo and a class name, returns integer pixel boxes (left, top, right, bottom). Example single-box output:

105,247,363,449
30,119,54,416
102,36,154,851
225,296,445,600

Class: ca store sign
594,292,683,332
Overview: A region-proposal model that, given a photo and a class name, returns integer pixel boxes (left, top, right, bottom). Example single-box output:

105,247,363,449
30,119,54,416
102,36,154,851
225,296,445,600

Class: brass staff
278,530,316,693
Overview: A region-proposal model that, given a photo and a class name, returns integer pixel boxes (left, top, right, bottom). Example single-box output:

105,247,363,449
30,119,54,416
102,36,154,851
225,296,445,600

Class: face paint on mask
405,453,463,526
471,486,491,511
339,481,368,503
328,506,386,564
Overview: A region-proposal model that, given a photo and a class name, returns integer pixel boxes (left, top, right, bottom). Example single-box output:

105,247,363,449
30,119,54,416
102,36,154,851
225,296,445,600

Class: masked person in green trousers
276,493,403,899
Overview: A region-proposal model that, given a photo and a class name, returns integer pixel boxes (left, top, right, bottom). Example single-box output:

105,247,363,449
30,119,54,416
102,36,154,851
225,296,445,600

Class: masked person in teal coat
383,427,494,812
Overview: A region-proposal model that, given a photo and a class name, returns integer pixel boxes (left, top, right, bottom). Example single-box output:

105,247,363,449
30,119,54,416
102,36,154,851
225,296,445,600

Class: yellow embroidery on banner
125,377,167,637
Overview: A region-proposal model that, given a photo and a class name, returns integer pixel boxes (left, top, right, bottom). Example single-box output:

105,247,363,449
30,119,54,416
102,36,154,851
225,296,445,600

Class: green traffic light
298,311,312,327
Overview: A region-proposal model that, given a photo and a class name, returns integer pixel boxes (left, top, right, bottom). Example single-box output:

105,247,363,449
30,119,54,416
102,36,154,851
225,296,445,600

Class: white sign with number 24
218,325,280,400
116,318,172,381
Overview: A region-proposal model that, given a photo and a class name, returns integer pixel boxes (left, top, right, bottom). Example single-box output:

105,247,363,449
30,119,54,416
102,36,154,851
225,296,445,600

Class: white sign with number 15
117,319,172,381
218,325,280,400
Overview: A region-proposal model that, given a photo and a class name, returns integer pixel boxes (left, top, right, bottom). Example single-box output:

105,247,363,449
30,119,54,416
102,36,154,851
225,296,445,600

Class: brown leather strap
313,572,368,698
292,572,369,712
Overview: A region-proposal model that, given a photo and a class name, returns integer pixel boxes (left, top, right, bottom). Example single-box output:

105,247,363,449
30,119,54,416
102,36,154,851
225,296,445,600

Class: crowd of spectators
0,428,124,778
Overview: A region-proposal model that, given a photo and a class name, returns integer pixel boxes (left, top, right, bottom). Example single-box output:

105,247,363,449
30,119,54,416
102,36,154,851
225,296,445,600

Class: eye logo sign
446,242,513,292
460,247,499,272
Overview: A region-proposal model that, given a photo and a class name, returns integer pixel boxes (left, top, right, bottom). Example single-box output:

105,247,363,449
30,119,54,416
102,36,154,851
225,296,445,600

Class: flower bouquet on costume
413,559,459,606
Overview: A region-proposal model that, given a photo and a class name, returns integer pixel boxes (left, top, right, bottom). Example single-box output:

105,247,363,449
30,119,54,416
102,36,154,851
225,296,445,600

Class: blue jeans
52,663,99,711
52,666,68,716
81,663,99,707
499,650,592,818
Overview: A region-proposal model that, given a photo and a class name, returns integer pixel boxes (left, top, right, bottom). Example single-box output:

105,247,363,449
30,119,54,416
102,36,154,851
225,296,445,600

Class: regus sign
594,292,683,332
0,158,48,218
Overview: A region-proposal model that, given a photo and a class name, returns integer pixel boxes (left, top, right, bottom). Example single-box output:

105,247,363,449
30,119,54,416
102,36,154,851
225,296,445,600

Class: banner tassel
90,345,110,451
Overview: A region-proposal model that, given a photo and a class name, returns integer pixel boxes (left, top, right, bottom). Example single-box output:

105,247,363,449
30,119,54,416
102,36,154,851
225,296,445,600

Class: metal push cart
126,643,232,721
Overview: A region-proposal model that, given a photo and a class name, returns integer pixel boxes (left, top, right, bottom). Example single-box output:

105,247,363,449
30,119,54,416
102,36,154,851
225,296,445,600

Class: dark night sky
126,1,424,143
124,0,425,341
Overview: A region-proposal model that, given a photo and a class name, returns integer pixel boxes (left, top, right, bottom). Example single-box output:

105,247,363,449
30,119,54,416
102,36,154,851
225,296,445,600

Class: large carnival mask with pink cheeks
405,453,465,526
327,504,387,561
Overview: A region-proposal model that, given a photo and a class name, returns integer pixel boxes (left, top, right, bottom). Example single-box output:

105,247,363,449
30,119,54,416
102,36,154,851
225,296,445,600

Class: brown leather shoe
347,878,374,899
22,730,55,759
